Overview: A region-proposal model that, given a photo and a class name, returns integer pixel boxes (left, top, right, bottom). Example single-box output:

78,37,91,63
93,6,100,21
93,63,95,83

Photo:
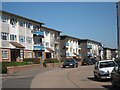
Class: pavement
2,67,58,79
2,67,60,88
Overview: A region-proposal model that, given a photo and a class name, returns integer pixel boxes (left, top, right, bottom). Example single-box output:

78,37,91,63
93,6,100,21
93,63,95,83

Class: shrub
23,58,41,64
44,58,59,63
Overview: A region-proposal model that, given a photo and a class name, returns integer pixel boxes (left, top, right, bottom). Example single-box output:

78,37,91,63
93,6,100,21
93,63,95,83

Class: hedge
23,58,41,64
44,58,59,63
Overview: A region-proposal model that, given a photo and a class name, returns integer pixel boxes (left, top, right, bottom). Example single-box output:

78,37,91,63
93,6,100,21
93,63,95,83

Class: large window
1,15,8,23
33,25,40,31
19,36,25,42
34,37,42,44
27,37,32,44
19,20,25,27
26,22,31,29
10,34,17,41
10,17,17,27
2,50,8,59
45,30,49,36
1,32,9,40
46,42,49,47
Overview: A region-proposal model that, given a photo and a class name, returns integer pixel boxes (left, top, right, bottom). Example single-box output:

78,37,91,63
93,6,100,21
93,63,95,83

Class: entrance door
11,49,19,62
46,53,51,58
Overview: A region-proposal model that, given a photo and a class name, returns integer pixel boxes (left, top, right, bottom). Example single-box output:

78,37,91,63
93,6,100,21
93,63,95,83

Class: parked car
93,60,117,80
91,58,98,64
111,66,120,88
62,59,78,68
81,58,93,66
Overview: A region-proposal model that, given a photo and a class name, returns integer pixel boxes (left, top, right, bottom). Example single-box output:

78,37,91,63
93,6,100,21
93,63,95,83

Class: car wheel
76,64,78,68
111,79,116,88
94,73,98,80
98,74,102,81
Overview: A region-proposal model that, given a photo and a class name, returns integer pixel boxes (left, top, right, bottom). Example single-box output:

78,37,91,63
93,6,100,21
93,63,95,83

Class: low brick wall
47,63,63,68
7,64,43,75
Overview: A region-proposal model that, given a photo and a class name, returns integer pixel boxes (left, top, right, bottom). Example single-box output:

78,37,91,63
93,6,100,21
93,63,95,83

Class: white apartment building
80,39,103,60
0,11,44,62
0,11,61,62
41,26,61,60
103,47,112,60
60,35,81,58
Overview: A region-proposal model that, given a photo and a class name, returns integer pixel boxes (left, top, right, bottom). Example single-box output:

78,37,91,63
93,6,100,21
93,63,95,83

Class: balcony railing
34,44,44,50
33,31,44,36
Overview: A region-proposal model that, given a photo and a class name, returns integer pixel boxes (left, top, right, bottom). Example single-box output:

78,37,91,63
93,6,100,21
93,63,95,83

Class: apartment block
111,49,119,59
41,26,61,60
0,11,45,62
103,47,112,60
80,39,103,60
0,11,61,62
60,35,81,58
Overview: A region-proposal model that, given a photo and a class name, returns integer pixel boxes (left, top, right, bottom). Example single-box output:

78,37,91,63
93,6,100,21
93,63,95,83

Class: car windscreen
99,61,117,68
65,60,74,62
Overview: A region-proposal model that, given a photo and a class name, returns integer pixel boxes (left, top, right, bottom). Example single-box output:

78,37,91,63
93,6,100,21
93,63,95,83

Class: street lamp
116,1,120,58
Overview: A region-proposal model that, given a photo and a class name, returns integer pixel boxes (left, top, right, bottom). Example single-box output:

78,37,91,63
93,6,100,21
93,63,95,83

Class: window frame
1,32,9,40
2,50,8,59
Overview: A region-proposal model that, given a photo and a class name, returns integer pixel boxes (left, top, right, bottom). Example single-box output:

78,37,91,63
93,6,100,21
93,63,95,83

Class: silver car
93,60,117,80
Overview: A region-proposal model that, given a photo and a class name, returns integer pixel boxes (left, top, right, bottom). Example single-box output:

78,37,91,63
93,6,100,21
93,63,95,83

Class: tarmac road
2,65,114,90
31,65,113,89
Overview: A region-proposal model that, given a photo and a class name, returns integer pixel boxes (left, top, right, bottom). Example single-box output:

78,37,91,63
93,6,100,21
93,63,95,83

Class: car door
116,67,120,84
94,62,99,76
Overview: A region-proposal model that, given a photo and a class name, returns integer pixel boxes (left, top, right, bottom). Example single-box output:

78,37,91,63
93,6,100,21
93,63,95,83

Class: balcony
65,43,69,46
78,45,81,49
34,44,45,51
66,53,69,56
55,39,59,44
87,45,92,49
99,47,103,51
33,31,44,36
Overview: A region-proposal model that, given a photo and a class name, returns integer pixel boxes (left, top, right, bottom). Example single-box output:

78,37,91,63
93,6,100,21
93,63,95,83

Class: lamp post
116,1,120,58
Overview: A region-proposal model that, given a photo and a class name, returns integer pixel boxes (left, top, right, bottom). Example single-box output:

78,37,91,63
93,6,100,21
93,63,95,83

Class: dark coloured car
62,59,78,68
91,58,98,64
111,66,120,88
81,58,93,66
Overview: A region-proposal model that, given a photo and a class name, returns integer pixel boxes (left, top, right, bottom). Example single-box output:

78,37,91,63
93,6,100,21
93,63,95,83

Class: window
19,36,25,42
1,32,9,40
19,20,25,27
27,52,32,58
2,50,8,59
10,17,17,26
46,42,49,47
27,37,32,44
45,31,49,36
34,37,42,44
20,50,24,59
10,34,17,41
33,25,39,31
26,22,31,28
1,16,8,23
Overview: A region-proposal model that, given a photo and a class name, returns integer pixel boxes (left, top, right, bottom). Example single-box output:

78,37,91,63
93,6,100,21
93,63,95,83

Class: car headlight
70,63,73,65
100,71,109,75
